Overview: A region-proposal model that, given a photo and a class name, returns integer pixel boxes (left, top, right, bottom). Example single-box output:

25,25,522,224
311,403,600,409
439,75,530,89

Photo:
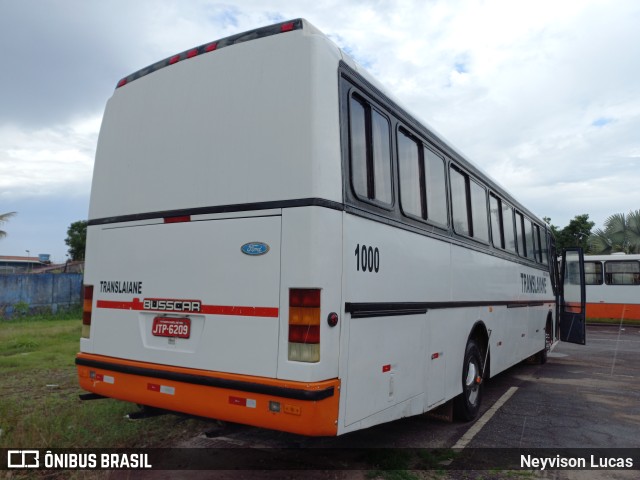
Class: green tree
589,210,640,254
547,214,595,251
0,212,16,238
65,220,88,260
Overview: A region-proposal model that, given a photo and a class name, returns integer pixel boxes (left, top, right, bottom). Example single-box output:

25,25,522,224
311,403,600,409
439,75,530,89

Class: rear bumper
76,352,340,436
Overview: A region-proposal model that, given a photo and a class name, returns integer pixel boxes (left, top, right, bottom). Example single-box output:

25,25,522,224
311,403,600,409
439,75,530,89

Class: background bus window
604,260,640,285
349,95,392,205
470,180,489,241
450,167,470,236
424,147,448,226
585,261,603,285
398,130,422,218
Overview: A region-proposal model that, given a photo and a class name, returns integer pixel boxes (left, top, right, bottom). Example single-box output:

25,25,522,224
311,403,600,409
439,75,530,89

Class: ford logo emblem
241,242,270,256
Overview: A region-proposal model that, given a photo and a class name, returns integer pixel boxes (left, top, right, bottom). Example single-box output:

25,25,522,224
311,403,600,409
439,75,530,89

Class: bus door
559,248,586,345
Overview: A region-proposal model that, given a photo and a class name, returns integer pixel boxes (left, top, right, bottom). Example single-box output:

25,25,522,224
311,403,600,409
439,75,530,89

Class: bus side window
490,194,503,248
605,260,640,285
585,261,603,285
524,218,536,259
398,129,423,218
450,166,470,236
539,226,549,265
398,129,449,228
502,203,516,253
450,167,488,242
349,94,392,205
424,146,448,226
532,223,542,262
469,179,489,242
515,212,525,256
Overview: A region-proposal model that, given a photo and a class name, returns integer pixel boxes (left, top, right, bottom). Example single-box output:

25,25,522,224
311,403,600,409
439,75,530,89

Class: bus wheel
536,320,552,365
453,339,483,421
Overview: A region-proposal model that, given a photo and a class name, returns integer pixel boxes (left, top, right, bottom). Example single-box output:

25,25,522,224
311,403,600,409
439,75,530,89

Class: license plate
152,317,191,339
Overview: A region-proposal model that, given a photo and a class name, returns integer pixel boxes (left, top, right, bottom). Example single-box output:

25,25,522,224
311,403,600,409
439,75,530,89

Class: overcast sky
1,0,639,262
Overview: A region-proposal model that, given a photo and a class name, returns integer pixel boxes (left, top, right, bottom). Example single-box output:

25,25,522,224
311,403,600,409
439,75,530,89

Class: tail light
82,285,93,339
288,289,320,362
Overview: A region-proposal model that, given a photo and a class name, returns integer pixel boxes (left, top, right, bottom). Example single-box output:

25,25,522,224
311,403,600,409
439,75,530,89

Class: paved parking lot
471,324,640,449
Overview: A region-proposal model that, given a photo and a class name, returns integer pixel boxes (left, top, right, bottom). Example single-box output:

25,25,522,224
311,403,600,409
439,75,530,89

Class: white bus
584,253,640,321
77,19,585,436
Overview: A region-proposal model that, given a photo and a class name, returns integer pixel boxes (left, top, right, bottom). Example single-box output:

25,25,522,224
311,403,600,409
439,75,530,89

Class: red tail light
290,289,320,308
281,22,295,32
82,285,94,339
288,325,320,344
164,215,191,224
288,289,320,362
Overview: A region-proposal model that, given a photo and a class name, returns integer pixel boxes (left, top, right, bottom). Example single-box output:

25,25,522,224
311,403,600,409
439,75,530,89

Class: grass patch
0,310,212,449
365,449,457,480
586,317,640,326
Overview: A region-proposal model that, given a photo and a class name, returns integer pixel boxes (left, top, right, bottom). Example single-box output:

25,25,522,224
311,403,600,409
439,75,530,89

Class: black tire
535,320,552,365
537,345,548,364
453,339,483,421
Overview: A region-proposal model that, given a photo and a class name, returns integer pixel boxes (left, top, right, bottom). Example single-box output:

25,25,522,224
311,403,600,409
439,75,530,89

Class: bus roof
115,19,320,90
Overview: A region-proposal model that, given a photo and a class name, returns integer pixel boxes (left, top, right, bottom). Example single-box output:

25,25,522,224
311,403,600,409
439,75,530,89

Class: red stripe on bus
96,299,279,318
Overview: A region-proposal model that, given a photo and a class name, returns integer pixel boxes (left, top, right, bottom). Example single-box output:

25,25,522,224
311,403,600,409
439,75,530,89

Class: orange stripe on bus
76,353,339,436
96,299,279,318
586,303,640,321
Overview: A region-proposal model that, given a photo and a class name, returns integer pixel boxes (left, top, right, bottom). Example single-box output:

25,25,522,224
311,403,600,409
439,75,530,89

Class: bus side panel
450,243,551,373
340,215,452,429
344,314,426,426
338,214,554,432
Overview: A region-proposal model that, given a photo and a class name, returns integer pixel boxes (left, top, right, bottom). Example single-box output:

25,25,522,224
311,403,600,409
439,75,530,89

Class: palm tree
0,212,16,238
589,210,640,254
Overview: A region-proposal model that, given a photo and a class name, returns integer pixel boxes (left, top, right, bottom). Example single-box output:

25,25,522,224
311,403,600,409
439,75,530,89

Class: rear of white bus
76,19,345,436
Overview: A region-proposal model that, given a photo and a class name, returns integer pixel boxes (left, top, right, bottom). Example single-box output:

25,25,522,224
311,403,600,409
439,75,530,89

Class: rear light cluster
82,285,93,339
116,19,303,89
288,289,320,363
